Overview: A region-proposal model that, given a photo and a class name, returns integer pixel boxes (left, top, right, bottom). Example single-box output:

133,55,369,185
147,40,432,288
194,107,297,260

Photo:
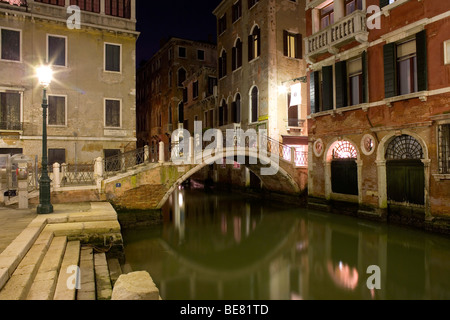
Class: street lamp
36,65,54,214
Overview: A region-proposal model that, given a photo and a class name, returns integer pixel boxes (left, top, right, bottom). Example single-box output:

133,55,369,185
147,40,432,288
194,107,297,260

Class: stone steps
53,241,81,300
0,202,125,300
26,236,67,300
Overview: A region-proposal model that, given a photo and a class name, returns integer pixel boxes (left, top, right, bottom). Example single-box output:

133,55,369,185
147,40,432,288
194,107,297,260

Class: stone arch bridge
96,137,308,211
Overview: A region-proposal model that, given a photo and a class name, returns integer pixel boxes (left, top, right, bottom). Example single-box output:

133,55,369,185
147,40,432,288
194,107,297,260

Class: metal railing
61,164,95,186
103,147,149,179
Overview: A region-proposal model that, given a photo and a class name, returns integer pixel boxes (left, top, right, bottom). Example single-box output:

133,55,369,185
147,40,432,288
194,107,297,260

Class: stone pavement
0,206,37,255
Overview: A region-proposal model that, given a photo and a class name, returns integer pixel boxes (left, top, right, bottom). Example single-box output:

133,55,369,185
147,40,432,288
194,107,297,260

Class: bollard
53,163,61,189
159,142,165,164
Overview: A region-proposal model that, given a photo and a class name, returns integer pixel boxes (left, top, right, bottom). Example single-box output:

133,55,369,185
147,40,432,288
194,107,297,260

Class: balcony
305,10,368,61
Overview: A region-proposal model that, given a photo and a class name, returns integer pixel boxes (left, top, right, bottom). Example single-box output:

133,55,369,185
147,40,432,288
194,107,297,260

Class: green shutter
248,34,253,61
362,50,368,103
310,71,320,114
322,65,334,111
416,30,428,92
335,61,348,109
384,42,397,98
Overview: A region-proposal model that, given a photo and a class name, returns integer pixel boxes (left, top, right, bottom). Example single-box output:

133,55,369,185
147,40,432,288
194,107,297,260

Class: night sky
136,0,222,67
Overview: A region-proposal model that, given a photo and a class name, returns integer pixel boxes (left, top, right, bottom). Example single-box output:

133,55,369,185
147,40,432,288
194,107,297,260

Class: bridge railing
103,147,149,179
169,133,308,168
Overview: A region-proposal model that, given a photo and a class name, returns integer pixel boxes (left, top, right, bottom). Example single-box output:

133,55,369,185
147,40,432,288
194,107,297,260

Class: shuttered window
322,65,333,111
48,35,66,67
383,31,427,98
335,61,348,109
105,99,121,128
310,71,320,114
283,31,302,59
248,27,261,61
105,43,121,72
48,95,66,126
1,29,20,61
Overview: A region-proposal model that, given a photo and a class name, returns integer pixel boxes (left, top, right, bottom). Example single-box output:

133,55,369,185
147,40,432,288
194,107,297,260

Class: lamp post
36,65,54,214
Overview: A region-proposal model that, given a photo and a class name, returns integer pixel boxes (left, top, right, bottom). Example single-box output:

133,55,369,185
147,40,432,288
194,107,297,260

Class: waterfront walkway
0,202,127,300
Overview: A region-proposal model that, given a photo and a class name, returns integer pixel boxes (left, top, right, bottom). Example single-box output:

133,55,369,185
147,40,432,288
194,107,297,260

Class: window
348,57,363,106
105,99,121,128
397,39,418,95
219,100,226,126
48,35,66,67
168,70,172,87
250,87,258,123
48,149,65,167
0,92,21,130
178,46,186,58
178,68,186,87
34,0,65,6
48,95,66,126
287,93,299,127
193,81,199,99
197,49,205,61
232,94,241,123
248,0,258,9
105,43,121,72
1,28,20,62
232,0,242,22
232,38,243,70
218,14,227,35
384,31,427,98
183,87,188,103
345,0,363,15
284,31,302,59
438,124,450,174
208,77,217,96
444,40,450,65
248,26,261,61
320,3,334,29
219,50,227,78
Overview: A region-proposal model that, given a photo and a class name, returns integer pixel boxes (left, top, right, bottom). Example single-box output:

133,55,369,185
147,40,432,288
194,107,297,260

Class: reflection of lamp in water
327,260,359,290
178,192,184,206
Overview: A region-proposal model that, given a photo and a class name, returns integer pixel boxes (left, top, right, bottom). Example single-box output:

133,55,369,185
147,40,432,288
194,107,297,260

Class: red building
305,0,450,232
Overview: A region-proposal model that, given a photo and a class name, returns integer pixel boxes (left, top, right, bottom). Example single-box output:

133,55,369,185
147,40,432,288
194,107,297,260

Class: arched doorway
331,141,358,196
386,135,425,206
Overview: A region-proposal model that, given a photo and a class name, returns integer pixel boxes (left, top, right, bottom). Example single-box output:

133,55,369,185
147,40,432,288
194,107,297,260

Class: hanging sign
290,83,302,106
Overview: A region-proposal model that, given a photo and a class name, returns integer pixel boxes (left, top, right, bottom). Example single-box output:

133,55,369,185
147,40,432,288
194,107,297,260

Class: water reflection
122,188,450,300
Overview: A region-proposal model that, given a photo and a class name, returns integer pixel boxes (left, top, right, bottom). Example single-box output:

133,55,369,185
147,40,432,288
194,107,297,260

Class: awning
282,135,308,146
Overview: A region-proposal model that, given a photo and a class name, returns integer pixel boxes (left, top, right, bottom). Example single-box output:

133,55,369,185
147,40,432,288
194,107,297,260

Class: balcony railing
305,10,368,59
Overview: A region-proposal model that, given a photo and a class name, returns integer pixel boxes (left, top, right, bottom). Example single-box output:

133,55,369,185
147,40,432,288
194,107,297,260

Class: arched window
219,99,226,126
248,26,261,61
250,87,258,123
232,93,241,123
177,68,186,87
232,38,242,71
386,135,423,160
168,103,172,126
219,50,227,78
332,141,358,159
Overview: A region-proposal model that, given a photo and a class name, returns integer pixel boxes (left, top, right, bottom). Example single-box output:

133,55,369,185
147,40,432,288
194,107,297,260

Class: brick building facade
305,0,450,227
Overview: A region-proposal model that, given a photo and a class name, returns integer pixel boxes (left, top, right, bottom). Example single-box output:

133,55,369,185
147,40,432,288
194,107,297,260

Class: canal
121,187,450,300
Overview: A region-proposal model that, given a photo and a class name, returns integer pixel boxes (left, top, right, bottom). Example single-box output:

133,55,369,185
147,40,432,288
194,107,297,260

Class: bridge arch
157,147,302,209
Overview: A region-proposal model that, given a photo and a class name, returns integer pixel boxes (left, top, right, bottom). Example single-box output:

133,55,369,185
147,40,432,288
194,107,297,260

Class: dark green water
121,188,450,300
